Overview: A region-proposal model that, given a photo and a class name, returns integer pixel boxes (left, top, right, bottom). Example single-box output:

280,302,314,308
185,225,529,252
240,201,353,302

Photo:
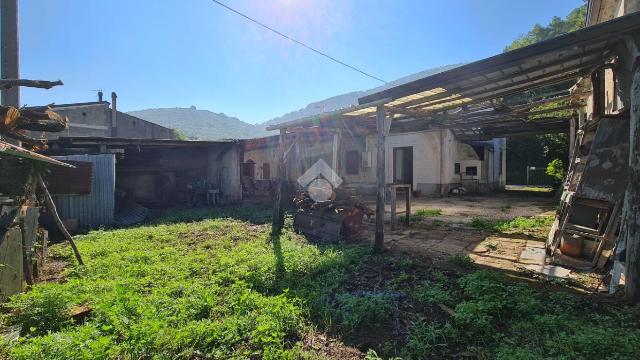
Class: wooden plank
623,58,640,302
374,105,387,253
0,227,23,300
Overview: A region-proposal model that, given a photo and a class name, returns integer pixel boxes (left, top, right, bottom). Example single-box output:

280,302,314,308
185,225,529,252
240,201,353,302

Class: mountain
129,64,463,140
128,107,270,140
263,63,463,127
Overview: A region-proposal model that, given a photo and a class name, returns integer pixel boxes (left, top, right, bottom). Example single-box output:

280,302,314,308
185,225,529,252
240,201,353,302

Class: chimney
110,91,117,136
98,90,103,102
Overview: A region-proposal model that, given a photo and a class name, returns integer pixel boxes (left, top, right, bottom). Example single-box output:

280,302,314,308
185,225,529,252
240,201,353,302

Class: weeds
485,242,498,251
1,206,638,359
448,254,475,269
470,215,554,238
335,292,397,332
410,208,443,224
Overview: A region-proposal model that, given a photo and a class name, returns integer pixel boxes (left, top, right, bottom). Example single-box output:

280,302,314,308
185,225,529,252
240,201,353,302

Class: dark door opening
393,146,413,188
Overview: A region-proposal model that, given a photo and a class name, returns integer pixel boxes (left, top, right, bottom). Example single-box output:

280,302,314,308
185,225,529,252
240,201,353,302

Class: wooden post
569,117,576,161
623,59,640,302
405,187,411,226
271,128,286,235
1,0,19,107
390,186,397,230
332,130,340,184
374,105,387,253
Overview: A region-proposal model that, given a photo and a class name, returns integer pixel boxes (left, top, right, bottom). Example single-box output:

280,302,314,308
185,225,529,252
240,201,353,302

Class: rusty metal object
292,191,371,243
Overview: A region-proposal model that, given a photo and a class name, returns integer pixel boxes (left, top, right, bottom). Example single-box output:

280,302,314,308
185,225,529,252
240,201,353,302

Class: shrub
4,285,73,336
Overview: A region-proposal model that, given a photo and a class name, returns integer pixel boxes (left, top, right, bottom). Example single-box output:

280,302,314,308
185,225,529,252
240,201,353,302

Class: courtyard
1,198,638,359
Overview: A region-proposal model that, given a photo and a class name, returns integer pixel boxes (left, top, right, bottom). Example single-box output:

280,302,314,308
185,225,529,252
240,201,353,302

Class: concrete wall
114,112,175,139
244,129,506,196
45,103,112,139
40,102,175,140
208,146,242,202
117,144,241,206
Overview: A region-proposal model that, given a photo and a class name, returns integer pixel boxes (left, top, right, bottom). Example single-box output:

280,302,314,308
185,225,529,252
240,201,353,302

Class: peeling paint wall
243,129,505,196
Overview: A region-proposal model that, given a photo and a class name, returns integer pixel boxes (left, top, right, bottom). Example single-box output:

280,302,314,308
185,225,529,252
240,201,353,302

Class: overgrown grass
1,206,638,359
470,215,554,238
410,208,443,224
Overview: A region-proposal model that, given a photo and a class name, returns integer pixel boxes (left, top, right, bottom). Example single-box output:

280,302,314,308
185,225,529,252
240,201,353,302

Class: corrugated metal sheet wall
52,154,115,229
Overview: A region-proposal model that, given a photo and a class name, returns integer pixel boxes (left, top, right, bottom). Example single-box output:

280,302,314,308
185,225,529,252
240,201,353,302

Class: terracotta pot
560,234,583,258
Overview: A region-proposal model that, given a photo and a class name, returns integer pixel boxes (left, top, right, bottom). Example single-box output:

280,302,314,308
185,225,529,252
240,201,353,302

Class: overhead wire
210,0,387,84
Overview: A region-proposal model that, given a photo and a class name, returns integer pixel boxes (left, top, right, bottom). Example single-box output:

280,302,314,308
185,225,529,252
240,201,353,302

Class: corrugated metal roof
52,154,115,230
0,140,73,167
265,12,640,140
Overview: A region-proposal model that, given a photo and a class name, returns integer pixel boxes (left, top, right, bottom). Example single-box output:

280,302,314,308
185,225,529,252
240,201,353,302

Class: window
262,163,270,180
345,150,361,175
454,163,460,175
465,166,478,176
242,159,255,178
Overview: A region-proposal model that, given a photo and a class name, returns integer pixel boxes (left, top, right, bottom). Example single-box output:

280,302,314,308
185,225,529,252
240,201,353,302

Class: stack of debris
292,190,373,243
0,79,84,300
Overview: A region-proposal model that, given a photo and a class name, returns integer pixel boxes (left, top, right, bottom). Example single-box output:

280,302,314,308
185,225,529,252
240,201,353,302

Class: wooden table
388,183,411,229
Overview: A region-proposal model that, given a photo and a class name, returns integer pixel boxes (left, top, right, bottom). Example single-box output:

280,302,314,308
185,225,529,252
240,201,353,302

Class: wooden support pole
332,130,340,184
569,117,576,162
271,128,286,235
405,188,411,226
390,187,397,230
37,174,84,266
1,0,19,107
374,105,387,253
623,59,640,302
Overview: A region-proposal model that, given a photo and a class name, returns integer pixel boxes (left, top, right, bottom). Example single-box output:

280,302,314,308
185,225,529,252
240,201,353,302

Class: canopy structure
267,11,640,258
268,11,640,140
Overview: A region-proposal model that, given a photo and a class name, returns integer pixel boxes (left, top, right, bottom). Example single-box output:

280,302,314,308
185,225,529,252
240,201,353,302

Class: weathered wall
588,0,640,25
114,112,176,139
37,102,175,140
208,146,242,202
243,129,505,196
117,144,240,206
385,131,443,194
45,103,111,139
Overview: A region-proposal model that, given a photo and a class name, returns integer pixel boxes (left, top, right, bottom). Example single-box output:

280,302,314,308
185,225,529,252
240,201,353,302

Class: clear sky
18,0,583,124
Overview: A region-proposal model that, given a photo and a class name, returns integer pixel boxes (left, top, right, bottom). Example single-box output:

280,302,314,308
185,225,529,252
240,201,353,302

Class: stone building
33,92,175,140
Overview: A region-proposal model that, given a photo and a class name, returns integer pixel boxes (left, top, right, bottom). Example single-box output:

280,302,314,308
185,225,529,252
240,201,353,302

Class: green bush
546,158,565,182
4,285,73,336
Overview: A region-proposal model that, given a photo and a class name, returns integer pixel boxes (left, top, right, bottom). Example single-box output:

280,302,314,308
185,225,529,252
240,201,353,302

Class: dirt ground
382,192,556,223
363,193,604,291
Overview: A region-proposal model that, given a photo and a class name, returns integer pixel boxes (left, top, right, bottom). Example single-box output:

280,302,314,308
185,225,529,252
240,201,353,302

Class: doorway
393,146,413,187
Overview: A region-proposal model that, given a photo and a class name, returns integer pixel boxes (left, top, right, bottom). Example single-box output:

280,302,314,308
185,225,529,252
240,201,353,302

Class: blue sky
18,0,583,124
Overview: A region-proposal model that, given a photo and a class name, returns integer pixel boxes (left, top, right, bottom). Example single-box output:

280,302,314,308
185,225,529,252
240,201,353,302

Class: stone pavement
385,227,573,279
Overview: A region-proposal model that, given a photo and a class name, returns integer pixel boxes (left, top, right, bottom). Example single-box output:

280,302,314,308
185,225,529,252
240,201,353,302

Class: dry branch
0,79,63,90
37,173,85,266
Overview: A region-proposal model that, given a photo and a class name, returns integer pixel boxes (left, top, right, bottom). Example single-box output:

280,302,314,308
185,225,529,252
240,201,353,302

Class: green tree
504,3,587,51
504,2,587,185
171,128,190,140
